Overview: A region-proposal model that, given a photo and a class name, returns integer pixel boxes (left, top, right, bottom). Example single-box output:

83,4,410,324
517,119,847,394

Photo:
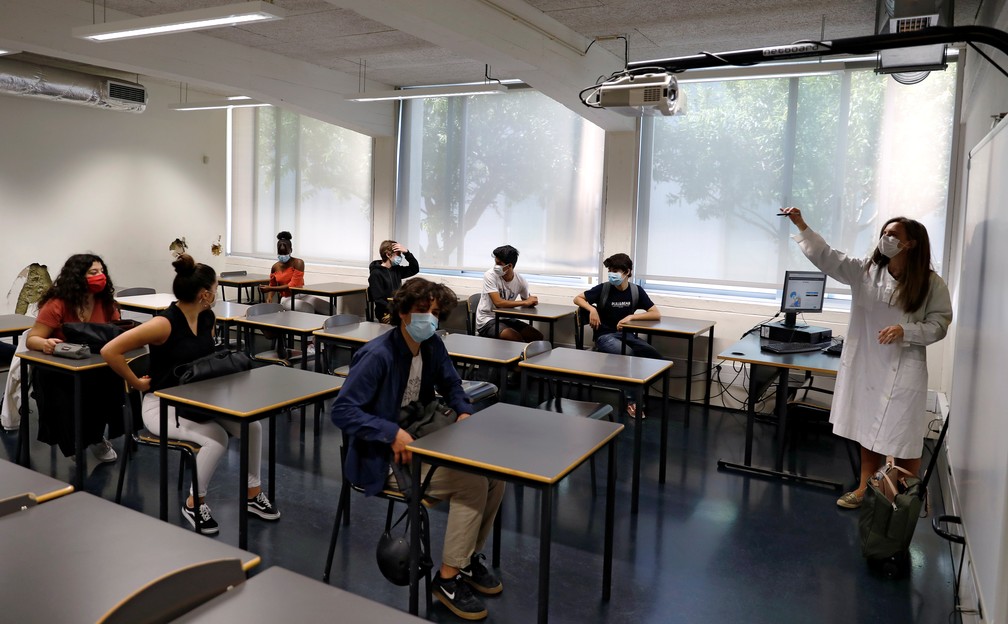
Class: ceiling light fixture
73,1,286,42
345,83,507,102
170,99,271,111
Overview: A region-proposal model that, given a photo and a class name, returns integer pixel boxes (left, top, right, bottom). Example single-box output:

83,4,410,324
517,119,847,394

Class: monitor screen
780,270,826,327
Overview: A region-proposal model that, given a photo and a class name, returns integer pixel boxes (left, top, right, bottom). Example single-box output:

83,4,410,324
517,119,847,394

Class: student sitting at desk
474,244,543,342
102,254,280,535
368,239,419,323
26,253,124,463
331,278,505,621
781,207,952,510
574,253,661,418
259,230,328,314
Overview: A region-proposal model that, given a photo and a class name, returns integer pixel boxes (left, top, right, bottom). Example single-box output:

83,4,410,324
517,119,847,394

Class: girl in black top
102,255,280,535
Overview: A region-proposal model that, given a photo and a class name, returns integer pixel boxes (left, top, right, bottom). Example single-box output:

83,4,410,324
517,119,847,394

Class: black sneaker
432,573,488,620
459,553,502,595
247,492,281,520
181,503,220,535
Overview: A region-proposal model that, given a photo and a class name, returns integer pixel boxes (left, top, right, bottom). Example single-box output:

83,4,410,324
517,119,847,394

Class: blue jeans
595,332,662,359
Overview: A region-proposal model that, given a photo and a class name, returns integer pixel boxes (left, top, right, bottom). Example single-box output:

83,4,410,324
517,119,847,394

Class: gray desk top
519,346,673,385
234,309,327,332
0,313,34,336
115,293,175,311
408,403,623,484
218,273,271,286
0,458,73,503
212,301,251,321
620,317,716,336
719,333,840,375
442,332,526,364
493,302,576,321
314,321,393,344
17,347,147,372
290,281,367,296
173,566,427,622
154,366,343,418
0,492,259,624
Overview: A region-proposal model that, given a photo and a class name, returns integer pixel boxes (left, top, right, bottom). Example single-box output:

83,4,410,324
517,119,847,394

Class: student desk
15,347,146,489
218,273,270,304
212,301,251,348
154,366,343,549
441,332,526,391
115,292,176,314
0,457,73,503
716,333,842,489
312,321,393,369
0,492,259,624
234,310,327,370
289,282,367,316
407,404,623,624
617,317,715,426
493,303,575,344
519,347,672,514
174,566,428,622
0,313,34,346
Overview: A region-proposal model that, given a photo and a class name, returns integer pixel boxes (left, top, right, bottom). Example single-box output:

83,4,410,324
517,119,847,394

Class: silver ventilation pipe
0,57,146,113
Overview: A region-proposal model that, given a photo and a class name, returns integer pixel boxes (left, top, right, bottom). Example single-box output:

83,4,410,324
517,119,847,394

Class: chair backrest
466,293,481,335
574,307,593,350
523,340,551,360
219,270,247,277
246,302,285,318
117,287,156,297
323,314,362,329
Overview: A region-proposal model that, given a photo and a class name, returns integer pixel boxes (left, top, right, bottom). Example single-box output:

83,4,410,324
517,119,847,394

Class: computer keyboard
823,338,844,355
761,340,833,354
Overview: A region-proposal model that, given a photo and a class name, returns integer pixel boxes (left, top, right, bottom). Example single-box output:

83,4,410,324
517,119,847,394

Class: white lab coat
794,228,952,458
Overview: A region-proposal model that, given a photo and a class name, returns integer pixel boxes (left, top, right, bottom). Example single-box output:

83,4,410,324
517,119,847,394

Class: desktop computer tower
760,321,832,343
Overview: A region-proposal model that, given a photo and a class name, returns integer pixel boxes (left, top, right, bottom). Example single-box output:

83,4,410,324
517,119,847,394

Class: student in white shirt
474,245,543,342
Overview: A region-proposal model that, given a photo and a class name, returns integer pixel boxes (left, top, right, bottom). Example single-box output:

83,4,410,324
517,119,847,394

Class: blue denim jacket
330,327,469,496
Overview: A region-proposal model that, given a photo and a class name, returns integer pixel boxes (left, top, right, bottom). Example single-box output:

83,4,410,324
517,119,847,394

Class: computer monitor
780,270,827,328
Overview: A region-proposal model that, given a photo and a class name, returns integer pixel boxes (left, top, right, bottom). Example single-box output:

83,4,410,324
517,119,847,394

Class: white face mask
877,235,903,258
493,265,505,276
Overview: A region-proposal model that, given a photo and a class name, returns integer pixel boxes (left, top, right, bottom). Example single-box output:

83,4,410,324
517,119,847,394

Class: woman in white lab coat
780,208,952,509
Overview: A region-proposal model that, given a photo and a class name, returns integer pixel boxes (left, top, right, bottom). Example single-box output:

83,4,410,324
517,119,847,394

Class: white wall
0,80,226,314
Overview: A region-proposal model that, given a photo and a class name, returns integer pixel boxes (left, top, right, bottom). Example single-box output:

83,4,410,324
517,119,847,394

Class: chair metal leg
115,436,131,504
323,479,351,583
177,454,186,492
188,450,201,534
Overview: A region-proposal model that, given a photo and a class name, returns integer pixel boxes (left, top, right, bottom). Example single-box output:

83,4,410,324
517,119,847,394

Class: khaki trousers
423,466,505,570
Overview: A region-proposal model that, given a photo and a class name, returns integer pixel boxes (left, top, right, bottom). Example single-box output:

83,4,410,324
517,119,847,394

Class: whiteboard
950,117,1008,623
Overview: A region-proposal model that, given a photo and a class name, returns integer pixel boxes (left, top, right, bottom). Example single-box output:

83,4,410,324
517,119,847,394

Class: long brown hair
869,217,933,313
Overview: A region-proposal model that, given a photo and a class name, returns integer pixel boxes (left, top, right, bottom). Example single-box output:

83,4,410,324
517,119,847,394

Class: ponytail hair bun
277,231,293,242
172,253,197,277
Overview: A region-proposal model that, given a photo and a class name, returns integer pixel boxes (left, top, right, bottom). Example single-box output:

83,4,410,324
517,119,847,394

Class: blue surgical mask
278,254,291,263
607,272,623,286
406,312,438,343
493,265,505,276
392,254,405,266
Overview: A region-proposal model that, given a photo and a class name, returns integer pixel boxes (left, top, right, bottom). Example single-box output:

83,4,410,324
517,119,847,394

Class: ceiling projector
596,72,681,117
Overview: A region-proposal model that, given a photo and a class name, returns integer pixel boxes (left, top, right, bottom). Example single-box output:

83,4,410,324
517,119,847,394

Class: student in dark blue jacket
331,278,505,620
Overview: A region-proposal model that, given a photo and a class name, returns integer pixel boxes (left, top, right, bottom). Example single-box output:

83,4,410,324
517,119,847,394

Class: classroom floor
0,377,961,624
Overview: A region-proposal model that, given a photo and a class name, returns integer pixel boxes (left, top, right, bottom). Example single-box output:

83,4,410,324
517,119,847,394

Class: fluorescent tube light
345,83,507,102
171,100,271,111
73,2,285,42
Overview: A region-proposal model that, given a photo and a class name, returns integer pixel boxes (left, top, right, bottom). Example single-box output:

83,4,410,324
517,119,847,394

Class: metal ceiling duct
0,57,146,113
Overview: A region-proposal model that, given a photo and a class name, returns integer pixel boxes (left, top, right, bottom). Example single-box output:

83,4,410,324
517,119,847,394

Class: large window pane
638,66,956,293
230,108,373,264
397,90,604,277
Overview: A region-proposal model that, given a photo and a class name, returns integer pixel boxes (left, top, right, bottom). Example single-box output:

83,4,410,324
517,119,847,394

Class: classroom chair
244,303,303,367
114,353,205,534
117,287,157,323
466,293,481,335
320,314,362,377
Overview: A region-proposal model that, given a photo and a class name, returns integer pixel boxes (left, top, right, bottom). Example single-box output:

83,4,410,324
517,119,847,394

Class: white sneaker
89,438,118,463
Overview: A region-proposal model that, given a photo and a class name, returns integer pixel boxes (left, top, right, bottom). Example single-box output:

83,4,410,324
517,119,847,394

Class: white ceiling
0,0,982,134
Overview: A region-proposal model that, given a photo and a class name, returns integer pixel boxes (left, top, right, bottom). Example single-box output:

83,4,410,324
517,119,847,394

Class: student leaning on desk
102,254,280,535
780,207,952,510
474,244,544,342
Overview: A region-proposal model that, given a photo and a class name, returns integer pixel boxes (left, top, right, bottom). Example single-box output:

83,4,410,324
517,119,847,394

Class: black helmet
376,530,412,586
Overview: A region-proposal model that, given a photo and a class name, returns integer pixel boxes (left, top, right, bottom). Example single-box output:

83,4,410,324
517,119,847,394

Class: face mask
406,312,437,343
392,254,405,266
86,273,107,293
278,254,291,263
493,265,505,276
607,272,623,286
203,291,217,308
877,235,903,259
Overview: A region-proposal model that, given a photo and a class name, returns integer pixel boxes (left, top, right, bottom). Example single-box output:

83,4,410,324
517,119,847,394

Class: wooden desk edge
718,353,838,376
519,360,673,384
154,387,340,418
35,485,75,503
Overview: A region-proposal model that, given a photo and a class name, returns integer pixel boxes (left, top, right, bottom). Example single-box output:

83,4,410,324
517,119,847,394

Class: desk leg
519,370,528,407
17,359,29,466
684,337,694,428
630,388,642,515
239,421,250,550
73,374,84,490
620,329,628,355
494,312,500,338
704,328,714,414
160,401,168,520
773,369,788,472
659,374,669,485
408,455,422,616
603,440,616,601
537,485,553,624
269,415,276,502
548,320,554,346
492,505,502,568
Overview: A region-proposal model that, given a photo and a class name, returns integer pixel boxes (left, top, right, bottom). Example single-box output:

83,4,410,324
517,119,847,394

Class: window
637,65,957,294
230,107,373,263
396,89,605,278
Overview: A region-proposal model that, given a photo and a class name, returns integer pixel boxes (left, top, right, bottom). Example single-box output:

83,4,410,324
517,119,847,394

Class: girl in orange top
259,231,328,314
